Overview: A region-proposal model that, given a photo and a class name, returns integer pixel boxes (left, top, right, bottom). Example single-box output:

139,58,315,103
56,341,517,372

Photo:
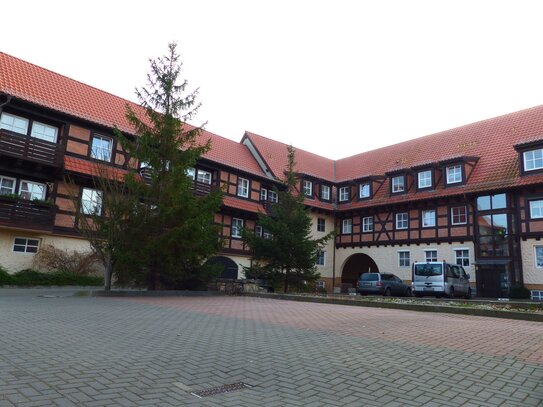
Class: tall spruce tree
115,43,224,289
242,145,334,292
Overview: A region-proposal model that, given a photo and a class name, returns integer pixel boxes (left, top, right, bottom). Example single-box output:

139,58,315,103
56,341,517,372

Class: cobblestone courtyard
0,289,542,406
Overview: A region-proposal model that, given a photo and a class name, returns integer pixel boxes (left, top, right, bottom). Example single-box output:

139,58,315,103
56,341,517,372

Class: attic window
523,148,543,172
446,165,463,185
391,175,405,193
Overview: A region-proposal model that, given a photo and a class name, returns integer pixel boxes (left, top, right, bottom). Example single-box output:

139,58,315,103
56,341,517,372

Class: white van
412,261,472,299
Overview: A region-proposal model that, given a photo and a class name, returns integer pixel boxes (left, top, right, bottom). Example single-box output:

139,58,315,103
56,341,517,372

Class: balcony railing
193,180,212,196
0,130,64,167
0,197,56,231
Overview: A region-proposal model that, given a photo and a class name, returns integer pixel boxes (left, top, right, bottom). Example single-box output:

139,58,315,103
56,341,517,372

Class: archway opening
205,256,239,279
341,253,379,290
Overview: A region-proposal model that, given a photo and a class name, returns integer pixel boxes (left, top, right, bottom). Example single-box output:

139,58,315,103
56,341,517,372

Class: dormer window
523,148,543,172
339,186,350,202
302,180,313,197
391,175,405,193
359,182,371,199
321,184,330,200
446,165,462,184
417,170,432,189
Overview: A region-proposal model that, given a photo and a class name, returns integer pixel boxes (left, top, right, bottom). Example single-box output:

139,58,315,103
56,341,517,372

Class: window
398,251,410,267
0,112,29,135
186,167,195,179
19,181,46,201
30,121,58,143
90,135,113,162
269,190,278,203
339,186,349,202
196,170,212,184
455,249,470,267
260,188,267,201
0,176,16,195
391,175,405,193
396,212,408,229
317,218,325,232
535,246,543,268
316,250,325,266
237,178,249,198
303,180,313,197
530,200,543,219
362,216,373,232
359,183,370,199
451,206,467,225
523,149,543,172
418,170,432,189
81,188,102,215
13,237,40,253
321,184,330,200
316,281,326,289
425,250,438,262
342,219,352,234
422,209,436,227
446,165,462,184
232,218,243,238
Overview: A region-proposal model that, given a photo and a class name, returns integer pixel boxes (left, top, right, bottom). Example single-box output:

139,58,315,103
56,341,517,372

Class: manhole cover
191,382,252,398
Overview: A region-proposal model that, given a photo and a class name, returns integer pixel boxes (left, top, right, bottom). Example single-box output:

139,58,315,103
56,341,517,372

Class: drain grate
191,382,252,398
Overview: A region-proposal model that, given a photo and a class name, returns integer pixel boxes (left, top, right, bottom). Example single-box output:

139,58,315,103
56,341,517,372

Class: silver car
412,262,472,298
357,273,412,297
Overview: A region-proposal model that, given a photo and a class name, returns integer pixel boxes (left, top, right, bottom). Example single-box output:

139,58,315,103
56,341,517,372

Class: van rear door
413,263,444,293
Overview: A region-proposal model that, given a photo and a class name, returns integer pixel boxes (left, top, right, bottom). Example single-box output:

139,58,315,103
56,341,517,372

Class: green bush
508,284,531,299
11,269,103,287
0,266,14,286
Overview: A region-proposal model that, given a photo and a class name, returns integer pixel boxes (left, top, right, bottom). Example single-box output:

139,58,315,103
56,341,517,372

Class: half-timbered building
1,52,543,298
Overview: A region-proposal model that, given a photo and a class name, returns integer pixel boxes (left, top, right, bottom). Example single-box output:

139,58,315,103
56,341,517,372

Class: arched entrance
205,256,239,279
341,253,379,289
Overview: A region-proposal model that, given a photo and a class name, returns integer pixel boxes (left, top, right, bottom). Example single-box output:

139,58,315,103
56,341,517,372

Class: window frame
523,148,543,172
342,219,352,234
196,169,212,185
398,251,410,268
302,180,313,197
391,175,406,194
237,177,249,198
317,218,325,232
362,216,373,232
18,180,46,201
424,249,438,262
0,112,29,135
445,164,463,185
231,218,244,238
13,237,40,254
421,209,436,228
0,111,59,144
0,175,16,195
268,190,278,203
395,212,408,230
359,182,371,199
316,250,325,266
339,186,350,202
534,245,543,269
451,206,468,225
320,184,331,201
529,199,543,219
90,134,113,162
80,187,103,215
417,170,433,190
454,248,470,267
30,120,58,143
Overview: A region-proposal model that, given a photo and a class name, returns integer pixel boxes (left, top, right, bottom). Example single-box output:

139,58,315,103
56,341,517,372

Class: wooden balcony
0,196,56,231
193,180,212,196
0,130,64,167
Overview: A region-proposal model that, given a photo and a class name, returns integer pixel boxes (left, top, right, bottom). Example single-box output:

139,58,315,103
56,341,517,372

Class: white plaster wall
220,254,252,279
0,231,92,273
310,213,336,279
520,239,543,286
334,243,477,283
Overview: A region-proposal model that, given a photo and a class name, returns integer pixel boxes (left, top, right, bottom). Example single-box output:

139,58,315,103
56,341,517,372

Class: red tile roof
0,52,266,179
222,195,265,214
243,132,335,182
64,156,128,181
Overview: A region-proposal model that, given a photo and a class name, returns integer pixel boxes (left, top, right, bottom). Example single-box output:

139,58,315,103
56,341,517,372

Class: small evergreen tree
116,42,224,289
243,145,334,292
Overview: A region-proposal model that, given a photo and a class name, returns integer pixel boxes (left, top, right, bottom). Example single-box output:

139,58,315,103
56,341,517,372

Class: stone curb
91,290,222,297
245,293,543,322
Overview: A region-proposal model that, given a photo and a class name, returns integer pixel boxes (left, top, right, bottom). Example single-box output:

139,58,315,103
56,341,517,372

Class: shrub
508,284,531,299
33,244,100,275
11,269,103,287
0,266,13,286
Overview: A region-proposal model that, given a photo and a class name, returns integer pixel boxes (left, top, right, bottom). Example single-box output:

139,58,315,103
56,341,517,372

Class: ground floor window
398,251,410,267
455,249,470,267
425,250,437,262
13,237,40,253
535,246,543,268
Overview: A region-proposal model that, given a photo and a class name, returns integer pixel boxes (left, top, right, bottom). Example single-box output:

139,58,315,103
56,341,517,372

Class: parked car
411,261,471,298
357,273,412,296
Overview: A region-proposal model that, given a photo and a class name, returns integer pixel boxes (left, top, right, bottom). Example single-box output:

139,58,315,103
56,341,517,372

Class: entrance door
476,265,506,298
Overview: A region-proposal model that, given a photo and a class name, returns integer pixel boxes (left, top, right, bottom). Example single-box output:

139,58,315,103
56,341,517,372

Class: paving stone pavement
0,289,542,407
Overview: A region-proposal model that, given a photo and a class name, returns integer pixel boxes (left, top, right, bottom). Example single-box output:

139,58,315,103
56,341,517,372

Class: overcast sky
3,1,543,159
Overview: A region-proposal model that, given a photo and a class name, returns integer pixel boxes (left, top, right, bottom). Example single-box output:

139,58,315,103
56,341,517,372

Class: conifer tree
243,146,334,292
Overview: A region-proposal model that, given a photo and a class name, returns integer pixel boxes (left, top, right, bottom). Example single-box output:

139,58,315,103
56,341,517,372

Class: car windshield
360,273,379,281
414,264,443,276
